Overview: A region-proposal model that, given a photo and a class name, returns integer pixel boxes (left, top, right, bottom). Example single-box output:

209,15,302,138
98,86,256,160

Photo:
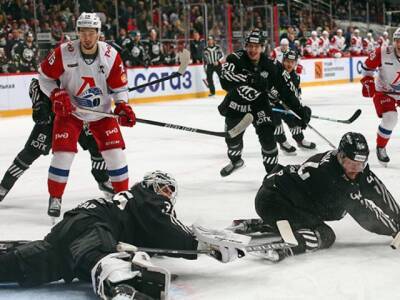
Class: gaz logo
133,71,192,93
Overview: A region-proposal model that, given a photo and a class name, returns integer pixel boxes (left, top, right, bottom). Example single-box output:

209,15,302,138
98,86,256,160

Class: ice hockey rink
1,82,400,299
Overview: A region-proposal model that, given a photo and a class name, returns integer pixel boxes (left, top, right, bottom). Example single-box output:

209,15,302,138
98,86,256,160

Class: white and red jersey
319,36,330,56
350,35,363,55
377,36,390,48
304,37,320,57
330,35,345,52
270,46,288,63
362,38,377,54
39,40,128,122
362,46,400,97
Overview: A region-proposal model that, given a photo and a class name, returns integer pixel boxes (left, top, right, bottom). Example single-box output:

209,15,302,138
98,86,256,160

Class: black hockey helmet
141,170,178,204
245,29,266,45
283,49,299,61
338,132,369,162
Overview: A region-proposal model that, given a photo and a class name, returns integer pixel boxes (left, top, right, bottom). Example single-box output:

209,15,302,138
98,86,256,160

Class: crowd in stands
1,0,400,73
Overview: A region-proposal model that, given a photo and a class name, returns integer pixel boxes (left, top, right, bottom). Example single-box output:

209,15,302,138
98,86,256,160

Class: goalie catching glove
361,76,375,97
114,102,136,127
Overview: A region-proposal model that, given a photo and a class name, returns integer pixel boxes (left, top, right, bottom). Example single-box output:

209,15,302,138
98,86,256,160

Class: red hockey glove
114,102,136,127
50,88,73,117
361,76,375,98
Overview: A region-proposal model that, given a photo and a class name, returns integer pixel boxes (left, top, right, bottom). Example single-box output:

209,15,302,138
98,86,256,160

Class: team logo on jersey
74,87,103,108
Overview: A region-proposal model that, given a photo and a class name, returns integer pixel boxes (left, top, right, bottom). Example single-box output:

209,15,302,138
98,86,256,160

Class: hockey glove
29,79,52,124
298,105,312,129
114,102,136,127
50,88,73,117
361,76,375,98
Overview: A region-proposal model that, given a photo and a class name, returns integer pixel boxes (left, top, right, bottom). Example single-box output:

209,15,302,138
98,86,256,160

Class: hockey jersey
39,40,128,122
362,46,400,98
264,150,399,235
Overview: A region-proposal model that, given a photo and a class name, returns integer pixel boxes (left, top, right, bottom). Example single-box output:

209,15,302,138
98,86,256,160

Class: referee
203,36,224,96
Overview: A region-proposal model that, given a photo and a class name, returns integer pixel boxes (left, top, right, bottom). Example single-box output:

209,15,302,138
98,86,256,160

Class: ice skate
279,141,297,155
0,185,9,202
48,196,62,218
376,147,389,167
250,247,293,262
297,139,316,150
220,159,244,177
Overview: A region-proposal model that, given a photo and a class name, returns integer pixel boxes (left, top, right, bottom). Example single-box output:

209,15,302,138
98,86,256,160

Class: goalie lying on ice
0,170,242,300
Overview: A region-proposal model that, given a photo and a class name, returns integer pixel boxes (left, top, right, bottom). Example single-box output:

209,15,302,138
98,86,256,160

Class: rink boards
0,56,367,117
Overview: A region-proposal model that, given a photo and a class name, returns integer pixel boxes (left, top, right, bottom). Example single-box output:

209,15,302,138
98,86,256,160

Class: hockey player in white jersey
39,13,136,217
378,31,390,47
304,31,320,58
350,28,363,56
330,28,346,58
361,27,400,166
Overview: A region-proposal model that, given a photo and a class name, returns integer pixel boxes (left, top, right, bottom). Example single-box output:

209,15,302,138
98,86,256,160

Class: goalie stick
75,107,253,138
272,108,362,124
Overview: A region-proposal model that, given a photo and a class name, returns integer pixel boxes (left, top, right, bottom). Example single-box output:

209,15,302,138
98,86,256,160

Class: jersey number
297,162,319,180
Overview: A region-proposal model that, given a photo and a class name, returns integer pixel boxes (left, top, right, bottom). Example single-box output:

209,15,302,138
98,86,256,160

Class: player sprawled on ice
244,132,399,261
271,49,316,155
0,79,114,203
361,27,400,166
38,13,136,218
218,28,312,177
0,171,242,300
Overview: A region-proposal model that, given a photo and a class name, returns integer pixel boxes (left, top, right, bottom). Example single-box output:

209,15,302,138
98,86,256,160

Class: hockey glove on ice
361,76,375,97
50,88,73,117
114,102,136,127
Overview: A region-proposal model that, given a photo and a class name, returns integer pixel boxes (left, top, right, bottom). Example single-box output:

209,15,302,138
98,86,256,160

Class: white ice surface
1,83,400,299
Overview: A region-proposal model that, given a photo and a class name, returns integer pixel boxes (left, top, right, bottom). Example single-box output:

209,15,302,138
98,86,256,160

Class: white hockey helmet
383,31,388,37
141,170,178,204
393,28,400,41
337,29,343,34
280,38,289,46
76,12,101,31
322,30,329,36
354,29,360,34
311,30,317,36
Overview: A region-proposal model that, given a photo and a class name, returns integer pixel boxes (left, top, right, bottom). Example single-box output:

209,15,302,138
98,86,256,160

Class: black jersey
219,50,304,118
264,150,400,235
63,183,198,258
123,40,149,67
146,40,163,65
12,41,38,72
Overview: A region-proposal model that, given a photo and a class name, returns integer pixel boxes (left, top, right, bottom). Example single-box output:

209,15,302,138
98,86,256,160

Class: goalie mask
141,170,178,204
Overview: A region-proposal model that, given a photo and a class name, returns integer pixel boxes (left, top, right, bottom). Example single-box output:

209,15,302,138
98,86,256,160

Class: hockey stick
279,103,336,149
272,108,362,124
128,49,190,92
75,107,252,138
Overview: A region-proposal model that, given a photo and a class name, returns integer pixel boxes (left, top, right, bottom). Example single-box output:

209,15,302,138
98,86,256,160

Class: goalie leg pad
92,252,170,300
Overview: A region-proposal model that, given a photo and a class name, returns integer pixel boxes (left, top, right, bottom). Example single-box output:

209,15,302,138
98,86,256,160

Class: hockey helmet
283,49,299,61
76,12,101,31
245,29,266,45
142,170,178,204
393,28,400,41
338,132,369,163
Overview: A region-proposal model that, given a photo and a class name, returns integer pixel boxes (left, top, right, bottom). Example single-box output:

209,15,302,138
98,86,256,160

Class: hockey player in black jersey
255,132,400,259
218,29,312,176
0,79,113,212
0,171,241,300
10,32,38,72
272,50,316,154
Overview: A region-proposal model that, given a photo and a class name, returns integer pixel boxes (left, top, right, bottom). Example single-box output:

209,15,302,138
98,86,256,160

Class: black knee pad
314,223,336,249
13,240,63,287
23,123,52,157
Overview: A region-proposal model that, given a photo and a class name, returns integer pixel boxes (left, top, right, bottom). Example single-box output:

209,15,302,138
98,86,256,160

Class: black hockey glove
29,79,52,124
247,72,269,91
298,105,312,129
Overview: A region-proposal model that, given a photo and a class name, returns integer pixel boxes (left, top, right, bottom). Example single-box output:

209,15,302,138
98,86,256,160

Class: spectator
10,31,38,73
190,30,204,64
146,28,163,65
123,31,149,67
